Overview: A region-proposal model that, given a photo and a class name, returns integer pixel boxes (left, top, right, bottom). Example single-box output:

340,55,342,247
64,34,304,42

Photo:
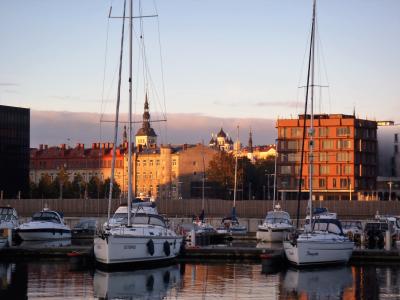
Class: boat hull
94,234,183,266
256,229,289,242
17,228,71,241
283,239,353,266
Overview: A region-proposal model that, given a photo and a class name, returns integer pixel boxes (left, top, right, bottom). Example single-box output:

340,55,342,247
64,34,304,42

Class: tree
71,174,86,199
87,176,103,199
103,178,121,199
37,173,57,198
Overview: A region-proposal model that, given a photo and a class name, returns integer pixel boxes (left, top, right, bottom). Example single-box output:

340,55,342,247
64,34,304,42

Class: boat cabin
311,219,344,235
264,211,292,225
0,207,18,224
31,211,63,224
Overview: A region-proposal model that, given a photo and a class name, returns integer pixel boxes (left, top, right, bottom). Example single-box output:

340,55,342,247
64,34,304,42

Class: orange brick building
276,114,377,201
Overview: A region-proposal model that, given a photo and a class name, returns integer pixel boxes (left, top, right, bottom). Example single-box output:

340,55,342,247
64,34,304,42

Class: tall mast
107,0,126,224
273,146,277,208
308,0,316,224
127,0,133,226
233,125,239,208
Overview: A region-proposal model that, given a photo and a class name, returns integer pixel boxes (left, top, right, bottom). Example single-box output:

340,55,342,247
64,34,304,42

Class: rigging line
153,0,168,128
296,0,316,229
100,0,113,120
107,0,126,223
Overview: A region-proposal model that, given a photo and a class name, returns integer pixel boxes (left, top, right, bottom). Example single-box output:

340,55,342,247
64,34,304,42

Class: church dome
217,128,227,138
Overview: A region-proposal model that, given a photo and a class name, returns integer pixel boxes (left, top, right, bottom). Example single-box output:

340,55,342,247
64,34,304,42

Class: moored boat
257,205,293,242
16,209,71,241
0,207,19,248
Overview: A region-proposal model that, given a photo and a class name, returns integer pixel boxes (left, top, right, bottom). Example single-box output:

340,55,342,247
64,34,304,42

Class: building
29,142,128,195
276,114,378,201
209,128,234,152
30,99,218,199
0,105,30,198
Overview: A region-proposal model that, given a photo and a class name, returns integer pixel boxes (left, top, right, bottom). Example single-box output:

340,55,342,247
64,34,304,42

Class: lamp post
388,180,393,201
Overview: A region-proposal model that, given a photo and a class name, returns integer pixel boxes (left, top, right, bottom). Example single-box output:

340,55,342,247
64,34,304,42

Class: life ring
163,240,171,256
147,239,155,256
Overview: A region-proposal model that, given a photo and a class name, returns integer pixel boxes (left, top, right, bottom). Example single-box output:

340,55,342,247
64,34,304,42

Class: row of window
283,151,353,163
280,164,353,176
279,127,354,138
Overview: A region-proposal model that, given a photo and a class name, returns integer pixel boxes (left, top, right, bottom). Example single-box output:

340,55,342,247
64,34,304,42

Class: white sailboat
216,126,247,235
256,152,293,242
94,0,182,267
283,0,353,266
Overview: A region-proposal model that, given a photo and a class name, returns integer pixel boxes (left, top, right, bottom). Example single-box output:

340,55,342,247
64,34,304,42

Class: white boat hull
17,229,71,241
94,234,183,265
256,229,289,242
283,238,354,266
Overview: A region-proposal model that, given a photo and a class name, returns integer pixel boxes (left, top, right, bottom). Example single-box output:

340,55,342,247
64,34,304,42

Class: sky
1,0,399,145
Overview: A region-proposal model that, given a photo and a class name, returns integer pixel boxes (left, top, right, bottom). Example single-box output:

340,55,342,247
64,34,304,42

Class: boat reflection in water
282,266,353,299
19,239,71,249
94,264,181,299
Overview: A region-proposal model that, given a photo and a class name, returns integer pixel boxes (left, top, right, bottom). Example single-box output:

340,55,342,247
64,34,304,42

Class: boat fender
147,239,155,256
163,240,171,256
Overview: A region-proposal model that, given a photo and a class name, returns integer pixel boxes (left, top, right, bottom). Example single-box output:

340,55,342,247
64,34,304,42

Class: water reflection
1,260,400,299
282,266,353,299
94,264,181,299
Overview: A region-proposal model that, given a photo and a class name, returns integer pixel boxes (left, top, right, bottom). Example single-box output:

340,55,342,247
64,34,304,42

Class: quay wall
1,198,400,220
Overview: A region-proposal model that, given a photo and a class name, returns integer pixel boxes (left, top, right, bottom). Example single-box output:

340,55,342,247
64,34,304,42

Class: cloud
0,82,19,87
213,99,299,108
30,110,277,148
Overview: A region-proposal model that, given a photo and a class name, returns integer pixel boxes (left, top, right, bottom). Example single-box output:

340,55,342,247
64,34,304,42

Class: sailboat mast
273,148,277,208
127,0,133,227
308,0,316,223
107,0,126,223
233,125,239,208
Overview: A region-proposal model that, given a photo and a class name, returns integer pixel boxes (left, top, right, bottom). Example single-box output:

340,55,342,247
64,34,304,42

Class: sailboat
216,126,247,235
256,151,293,242
283,0,353,266
94,0,182,267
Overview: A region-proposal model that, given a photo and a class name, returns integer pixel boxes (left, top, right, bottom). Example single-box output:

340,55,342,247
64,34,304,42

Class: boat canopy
266,210,291,220
311,219,344,235
32,211,62,223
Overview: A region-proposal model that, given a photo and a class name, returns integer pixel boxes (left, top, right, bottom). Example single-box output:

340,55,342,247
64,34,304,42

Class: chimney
60,144,66,150
44,144,48,150
92,143,96,149
39,144,43,150
183,143,188,150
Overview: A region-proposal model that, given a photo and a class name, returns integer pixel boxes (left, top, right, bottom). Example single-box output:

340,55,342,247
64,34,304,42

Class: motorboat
283,0,353,266
93,264,181,299
256,204,293,242
16,209,71,241
0,207,19,248
72,219,98,239
94,200,183,266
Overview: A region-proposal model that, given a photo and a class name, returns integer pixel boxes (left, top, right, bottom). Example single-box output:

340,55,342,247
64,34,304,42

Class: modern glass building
0,105,30,198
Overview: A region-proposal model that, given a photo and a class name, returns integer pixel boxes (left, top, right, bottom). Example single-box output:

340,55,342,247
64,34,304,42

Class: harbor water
1,260,400,299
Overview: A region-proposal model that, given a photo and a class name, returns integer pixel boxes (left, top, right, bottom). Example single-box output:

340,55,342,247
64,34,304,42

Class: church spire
248,127,253,153
135,93,157,148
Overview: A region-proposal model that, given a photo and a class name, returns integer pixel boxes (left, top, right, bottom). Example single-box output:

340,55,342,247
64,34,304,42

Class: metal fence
1,198,400,219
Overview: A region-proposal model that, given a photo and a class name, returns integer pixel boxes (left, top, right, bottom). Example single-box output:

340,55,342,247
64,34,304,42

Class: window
336,165,342,175
149,160,153,166
337,127,351,136
156,160,160,166
344,165,352,175
143,160,146,167
319,178,326,188
287,140,299,150
337,140,351,149
337,152,350,162
143,172,146,179
279,127,287,138
340,178,348,188
280,166,292,174
150,171,153,179
172,159,177,166
137,160,140,166
288,153,300,162
319,152,328,162
320,165,329,175
322,140,334,149
319,127,328,137
333,178,337,188
290,128,302,138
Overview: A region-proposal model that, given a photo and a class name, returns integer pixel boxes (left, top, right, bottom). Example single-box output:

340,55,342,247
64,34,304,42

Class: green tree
87,176,102,199
38,173,57,198
103,178,121,199
71,174,86,199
